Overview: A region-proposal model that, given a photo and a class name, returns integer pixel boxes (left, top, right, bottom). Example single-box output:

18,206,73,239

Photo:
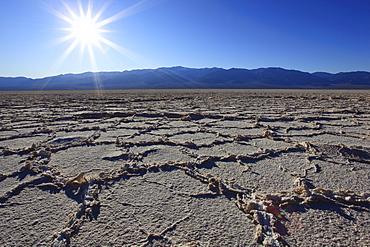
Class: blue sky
1,0,370,78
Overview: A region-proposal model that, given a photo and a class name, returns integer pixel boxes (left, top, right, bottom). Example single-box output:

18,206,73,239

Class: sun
52,0,114,70
51,0,158,76
68,13,102,46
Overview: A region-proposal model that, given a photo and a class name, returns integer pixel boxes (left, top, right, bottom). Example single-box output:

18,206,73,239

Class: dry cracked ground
0,89,369,247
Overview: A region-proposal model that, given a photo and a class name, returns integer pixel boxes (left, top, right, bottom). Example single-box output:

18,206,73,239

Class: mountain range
1,66,370,90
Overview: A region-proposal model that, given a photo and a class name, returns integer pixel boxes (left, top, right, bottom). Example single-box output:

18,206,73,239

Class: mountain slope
1,67,370,90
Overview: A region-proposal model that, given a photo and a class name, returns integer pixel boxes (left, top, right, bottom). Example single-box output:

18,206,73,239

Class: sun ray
98,36,156,67
51,0,105,73
60,1,78,23
48,0,165,90
96,0,160,28
87,42,103,94
52,39,80,71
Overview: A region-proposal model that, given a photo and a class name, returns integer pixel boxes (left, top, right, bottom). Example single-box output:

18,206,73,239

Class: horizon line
2,66,370,80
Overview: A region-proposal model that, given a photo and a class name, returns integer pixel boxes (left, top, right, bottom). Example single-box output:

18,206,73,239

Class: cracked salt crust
0,89,369,246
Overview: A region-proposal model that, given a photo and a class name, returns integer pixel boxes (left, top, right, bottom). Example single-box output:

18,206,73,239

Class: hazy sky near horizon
1,0,370,78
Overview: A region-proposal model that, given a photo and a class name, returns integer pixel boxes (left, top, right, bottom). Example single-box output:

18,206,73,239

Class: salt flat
0,89,369,246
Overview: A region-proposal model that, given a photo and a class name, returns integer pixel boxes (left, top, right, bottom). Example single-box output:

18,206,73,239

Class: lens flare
52,0,110,72
49,0,161,91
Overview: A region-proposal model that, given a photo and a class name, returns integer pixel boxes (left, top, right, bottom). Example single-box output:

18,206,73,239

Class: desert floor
0,89,369,246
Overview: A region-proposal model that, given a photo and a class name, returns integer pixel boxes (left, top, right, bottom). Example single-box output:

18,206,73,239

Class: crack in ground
0,90,369,246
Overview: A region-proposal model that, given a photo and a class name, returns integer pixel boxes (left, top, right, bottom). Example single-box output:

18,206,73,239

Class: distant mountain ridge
1,66,370,90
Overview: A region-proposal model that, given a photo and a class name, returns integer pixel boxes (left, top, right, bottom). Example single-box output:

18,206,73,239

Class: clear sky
1,0,370,78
